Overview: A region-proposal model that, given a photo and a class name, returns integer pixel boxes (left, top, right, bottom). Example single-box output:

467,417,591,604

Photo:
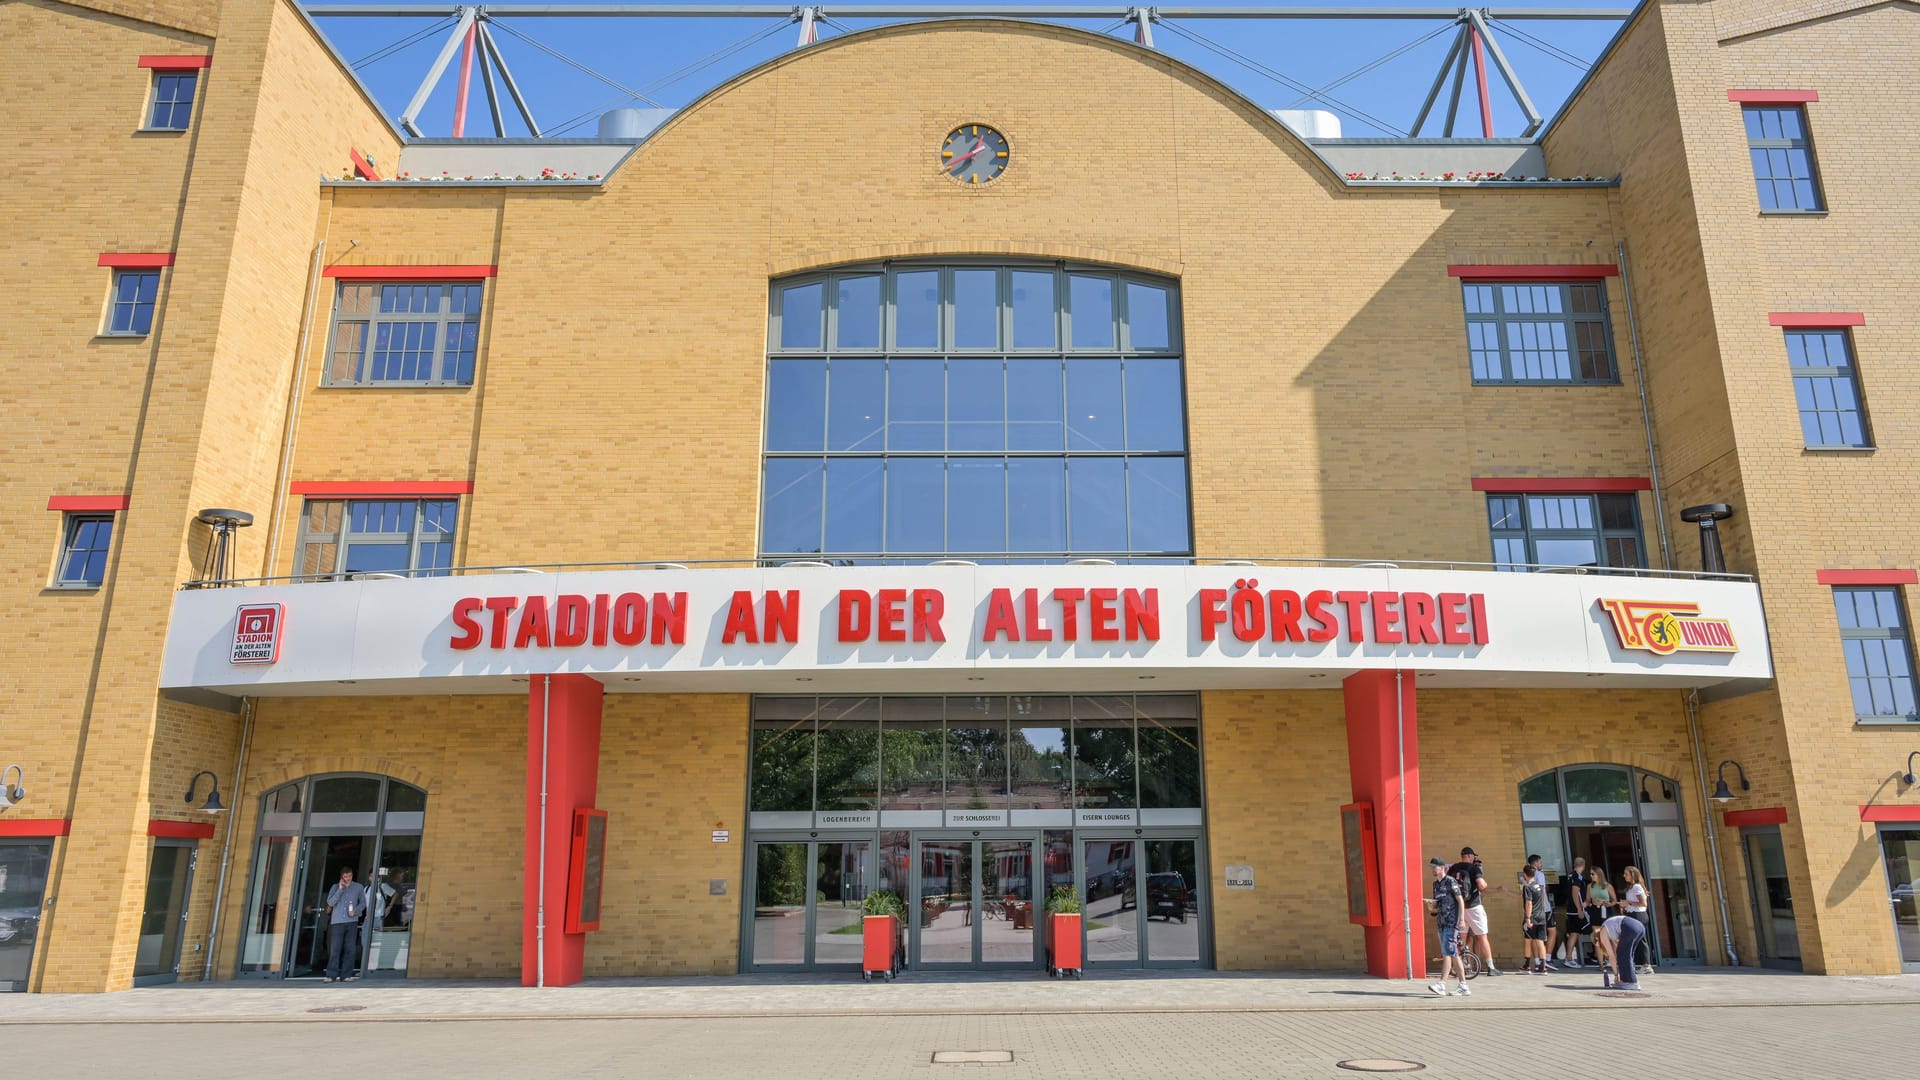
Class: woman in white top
1621,866,1654,973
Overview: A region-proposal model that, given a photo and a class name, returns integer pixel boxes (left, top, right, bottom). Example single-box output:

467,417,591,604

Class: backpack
1451,864,1481,907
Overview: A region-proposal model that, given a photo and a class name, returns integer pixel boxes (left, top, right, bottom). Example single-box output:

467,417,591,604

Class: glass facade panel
815,699,880,813
1833,587,1918,721
763,264,1188,563
751,718,814,812
325,282,483,386
1743,106,1824,212
1489,492,1643,573
1460,281,1615,384
1073,718,1136,810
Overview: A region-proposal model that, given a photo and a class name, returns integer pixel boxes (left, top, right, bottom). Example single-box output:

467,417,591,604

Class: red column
1343,669,1424,979
524,674,602,986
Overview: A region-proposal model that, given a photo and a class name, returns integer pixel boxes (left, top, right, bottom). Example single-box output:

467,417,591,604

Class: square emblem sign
230,603,285,664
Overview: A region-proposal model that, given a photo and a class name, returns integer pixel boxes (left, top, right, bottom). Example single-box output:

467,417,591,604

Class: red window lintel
1771,312,1864,329
98,253,175,269
1816,569,1918,586
148,819,217,839
290,481,474,498
0,819,71,837
48,495,130,512
1723,806,1788,828
322,265,496,280
1728,90,1818,104
1448,264,1619,281
139,55,212,70
1472,477,1652,494
1861,805,1920,823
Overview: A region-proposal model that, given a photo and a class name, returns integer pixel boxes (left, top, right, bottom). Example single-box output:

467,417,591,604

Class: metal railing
182,554,1752,590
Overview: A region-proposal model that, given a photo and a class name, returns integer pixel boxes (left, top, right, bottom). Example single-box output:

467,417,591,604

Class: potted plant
1044,886,1082,978
861,889,906,981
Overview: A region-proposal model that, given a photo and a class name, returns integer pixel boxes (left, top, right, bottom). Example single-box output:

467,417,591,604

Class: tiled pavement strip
0,972,1916,1079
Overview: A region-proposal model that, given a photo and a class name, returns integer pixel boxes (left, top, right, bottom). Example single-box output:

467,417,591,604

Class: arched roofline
607,17,1344,187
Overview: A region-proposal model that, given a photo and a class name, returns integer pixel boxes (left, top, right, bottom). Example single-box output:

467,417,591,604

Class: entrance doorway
1518,764,1703,965
238,774,426,980
1081,836,1204,967
747,837,874,969
1740,825,1800,969
0,840,52,993
914,836,1037,967
132,840,197,986
1876,826,1920,972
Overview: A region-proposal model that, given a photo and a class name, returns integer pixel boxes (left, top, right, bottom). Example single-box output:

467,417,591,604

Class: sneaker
1618,983,1643,992
1483,967,1504,976
1566,957,1582,967
1456,985,1472,996
1429,983,1447,996
1542,961,1558,971
1637,965,1654,975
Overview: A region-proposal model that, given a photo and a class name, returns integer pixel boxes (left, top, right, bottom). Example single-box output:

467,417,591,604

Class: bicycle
1428,932,1481,981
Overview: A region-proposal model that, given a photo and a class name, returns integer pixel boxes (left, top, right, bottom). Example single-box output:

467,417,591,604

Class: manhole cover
306,1005,367,1014
932,1050,1014,1064
1336,1061,1426,1073
1597,991,1652,999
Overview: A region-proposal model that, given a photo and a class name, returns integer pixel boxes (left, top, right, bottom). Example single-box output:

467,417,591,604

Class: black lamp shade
200,788,226,813
1710,780,1735,803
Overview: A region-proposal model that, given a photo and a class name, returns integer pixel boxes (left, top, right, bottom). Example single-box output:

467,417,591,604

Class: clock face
941,124,1010,185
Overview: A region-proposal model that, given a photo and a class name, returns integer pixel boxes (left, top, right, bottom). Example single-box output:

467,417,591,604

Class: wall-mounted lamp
1710,759,1750,804
1903,751,1919,787
0,764,25,812
185,770,227,814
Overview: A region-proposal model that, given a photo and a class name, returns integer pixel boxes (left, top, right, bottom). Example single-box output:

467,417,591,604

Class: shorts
1524,922,1550,941
1439,925,1460,956
1465,904,1489,935
1565,911,1590,935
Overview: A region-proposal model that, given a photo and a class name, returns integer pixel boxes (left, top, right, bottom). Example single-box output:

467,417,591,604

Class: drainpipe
1685,689,1739,966
262,238,328,578
202,696,255,981
537,675,551,987
1616,242,1672,571
1396,669,1411,981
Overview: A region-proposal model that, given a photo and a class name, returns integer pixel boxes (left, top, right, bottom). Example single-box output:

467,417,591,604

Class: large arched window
761,262,1190,563
238,774,426,980
1517,764,1700,964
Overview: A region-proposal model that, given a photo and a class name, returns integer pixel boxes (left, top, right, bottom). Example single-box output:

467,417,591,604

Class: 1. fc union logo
1599,598,1737,656
231,603,285,665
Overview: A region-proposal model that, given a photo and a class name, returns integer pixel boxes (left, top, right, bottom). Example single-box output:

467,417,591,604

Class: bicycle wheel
1461,951,1481,980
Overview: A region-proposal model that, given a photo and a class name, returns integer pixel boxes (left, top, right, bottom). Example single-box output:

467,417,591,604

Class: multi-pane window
1488,493,1644,572
762,263,1190,563
325,283,483,386
1833,587,1917,722
146,72,197,130
1787,330,1869,447
1743,106,1824,212
107,270,160,335
295,499,457,579
1462,282,1616,384
56,515,114,587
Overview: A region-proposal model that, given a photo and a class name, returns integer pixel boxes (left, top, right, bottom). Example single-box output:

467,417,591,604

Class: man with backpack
1447,847,1502,976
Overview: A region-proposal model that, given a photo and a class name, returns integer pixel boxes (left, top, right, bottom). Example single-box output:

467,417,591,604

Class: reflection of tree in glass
815,726,879,811
882,727,943,808
948,726,1009,806
750,724,813,812
1073,724,1136,808
1138,723,1200,808
756,844,807,906
1010,726,1069,808
1562,768,1631,804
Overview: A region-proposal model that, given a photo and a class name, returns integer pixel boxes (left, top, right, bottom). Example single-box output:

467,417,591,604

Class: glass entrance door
289,835,373,978
1080,836,1204,967
0,841,53,993
1742,826,1801,969
133,841,196,986
913,836,1037,968
1877,827,1920,971
747,838,875,970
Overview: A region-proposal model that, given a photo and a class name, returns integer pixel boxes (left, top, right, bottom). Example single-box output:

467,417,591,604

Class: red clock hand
946,137,986,172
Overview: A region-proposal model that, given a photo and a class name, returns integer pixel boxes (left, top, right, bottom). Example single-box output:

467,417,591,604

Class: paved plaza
0,969,1915,1078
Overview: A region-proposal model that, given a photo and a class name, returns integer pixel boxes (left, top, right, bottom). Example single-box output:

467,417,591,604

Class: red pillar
1343,669,1423,980
524,674,602,986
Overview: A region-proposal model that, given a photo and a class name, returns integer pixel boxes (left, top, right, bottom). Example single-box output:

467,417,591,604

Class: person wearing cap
1425,857,1470,997
1446,847,1501,976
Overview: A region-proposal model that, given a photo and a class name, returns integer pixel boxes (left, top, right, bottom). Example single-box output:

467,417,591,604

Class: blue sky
305,0,1634,141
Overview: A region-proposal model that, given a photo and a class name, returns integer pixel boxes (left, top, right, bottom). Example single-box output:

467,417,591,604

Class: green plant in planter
862,889,906,919
1045,886,1081,915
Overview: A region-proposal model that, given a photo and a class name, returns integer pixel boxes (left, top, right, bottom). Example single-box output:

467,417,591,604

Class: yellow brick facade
2,0,1915,992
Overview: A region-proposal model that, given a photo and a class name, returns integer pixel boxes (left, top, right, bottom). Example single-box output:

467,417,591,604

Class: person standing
1519,865,1551,973
1426,857,1470,997
325,866,369,983
1593,913,1646,991
1561,857,1590,967
1621,866,1655,974
1587,864,1616,946
1525,854,1558,970
1448,848,1502,976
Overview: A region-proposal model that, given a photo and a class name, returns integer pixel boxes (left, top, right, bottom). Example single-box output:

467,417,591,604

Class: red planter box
862,914,902,980
1046,912,1082,974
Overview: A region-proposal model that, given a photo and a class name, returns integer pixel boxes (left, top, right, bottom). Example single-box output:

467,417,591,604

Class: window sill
318,382,475,390
1854,718,1920,728
1759,209,1828,217
134,127,189,135
1470,380,1624,389
1803,444,1876,453
44,584,103,593
93,333,150,342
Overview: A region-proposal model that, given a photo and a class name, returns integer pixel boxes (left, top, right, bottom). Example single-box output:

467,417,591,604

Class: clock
941,124,1010,185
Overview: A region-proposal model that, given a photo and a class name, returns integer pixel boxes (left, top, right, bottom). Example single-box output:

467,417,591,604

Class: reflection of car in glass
0,906,41,944
1146,872,1188,922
